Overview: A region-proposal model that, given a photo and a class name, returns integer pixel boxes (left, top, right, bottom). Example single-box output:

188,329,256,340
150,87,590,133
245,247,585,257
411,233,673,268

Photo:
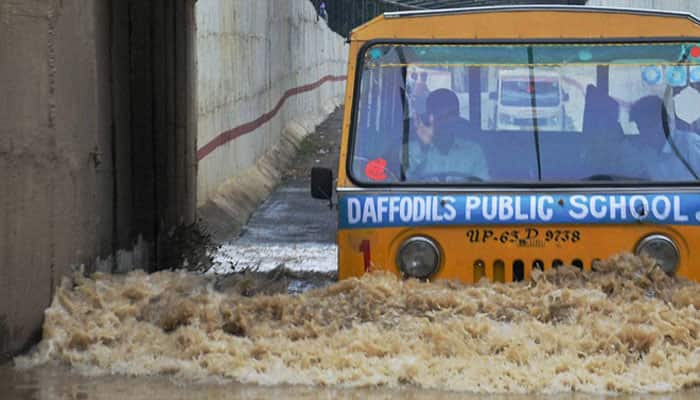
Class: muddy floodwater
2,364,700,400
5,254,700,398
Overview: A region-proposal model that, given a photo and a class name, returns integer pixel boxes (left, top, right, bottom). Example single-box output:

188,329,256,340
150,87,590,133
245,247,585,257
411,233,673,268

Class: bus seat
478,131,539,181
539,131,586,180
582,84,623,138
558,84,625,178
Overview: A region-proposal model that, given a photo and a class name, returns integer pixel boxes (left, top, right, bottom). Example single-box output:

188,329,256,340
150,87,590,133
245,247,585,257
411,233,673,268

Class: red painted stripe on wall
197,74,347,161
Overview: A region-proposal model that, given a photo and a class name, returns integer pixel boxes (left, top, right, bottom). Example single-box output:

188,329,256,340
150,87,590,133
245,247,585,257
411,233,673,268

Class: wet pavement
235,106,342,246
210,107,342,275
234,184,336,245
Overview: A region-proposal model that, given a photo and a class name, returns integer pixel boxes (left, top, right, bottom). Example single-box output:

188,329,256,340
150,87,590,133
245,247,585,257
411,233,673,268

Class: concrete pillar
0,0,197,361
0,0,112,361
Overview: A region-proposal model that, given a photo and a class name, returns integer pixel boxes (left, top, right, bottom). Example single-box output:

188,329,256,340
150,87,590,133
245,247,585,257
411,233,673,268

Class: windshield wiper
527,47,543,181
580,174,648,181
397,47,409,182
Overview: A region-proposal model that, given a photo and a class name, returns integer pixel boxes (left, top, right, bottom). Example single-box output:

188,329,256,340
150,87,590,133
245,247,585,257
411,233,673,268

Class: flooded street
4,366,699,400
9,1,700,398
1,366,699,400
4,257,700,397
3,109,700,398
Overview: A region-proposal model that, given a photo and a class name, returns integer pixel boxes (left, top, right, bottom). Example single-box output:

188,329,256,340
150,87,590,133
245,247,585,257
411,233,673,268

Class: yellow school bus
311,5,700,283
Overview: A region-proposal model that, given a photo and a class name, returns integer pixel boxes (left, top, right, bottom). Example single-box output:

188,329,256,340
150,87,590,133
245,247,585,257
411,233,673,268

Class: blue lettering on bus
338,193,700,229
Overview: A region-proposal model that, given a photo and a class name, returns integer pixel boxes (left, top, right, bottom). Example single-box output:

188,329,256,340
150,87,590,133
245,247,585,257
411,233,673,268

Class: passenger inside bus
579,84,648,180
628,95,700,180
406,88,489,182
411,71,430,115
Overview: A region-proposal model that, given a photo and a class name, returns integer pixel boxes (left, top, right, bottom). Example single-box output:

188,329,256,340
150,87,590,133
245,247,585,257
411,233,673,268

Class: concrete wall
0,0,112,360
195,0,347,238
0,0,197,360
588,0,700,15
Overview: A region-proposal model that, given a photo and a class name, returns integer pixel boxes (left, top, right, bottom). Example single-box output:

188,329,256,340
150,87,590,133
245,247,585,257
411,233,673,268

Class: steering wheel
411,171,484,183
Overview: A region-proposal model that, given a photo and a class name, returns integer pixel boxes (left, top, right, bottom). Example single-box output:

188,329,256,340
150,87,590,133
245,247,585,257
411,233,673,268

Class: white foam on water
210,243,338,273
16,253,700,394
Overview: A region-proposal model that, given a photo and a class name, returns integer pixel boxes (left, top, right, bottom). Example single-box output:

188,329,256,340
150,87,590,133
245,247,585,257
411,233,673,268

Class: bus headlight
635,234,679,275
396,236,441,279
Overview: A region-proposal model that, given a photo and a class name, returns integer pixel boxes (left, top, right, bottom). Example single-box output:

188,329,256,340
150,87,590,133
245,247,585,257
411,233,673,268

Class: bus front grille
472,258,594,283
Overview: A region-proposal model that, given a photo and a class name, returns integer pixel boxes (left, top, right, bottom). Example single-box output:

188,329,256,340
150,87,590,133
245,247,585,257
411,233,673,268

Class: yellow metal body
336,7,700,283
338,224,700,283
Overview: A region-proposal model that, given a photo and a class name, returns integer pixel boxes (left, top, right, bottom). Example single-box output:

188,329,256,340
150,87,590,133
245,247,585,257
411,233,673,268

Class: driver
406,88,489,181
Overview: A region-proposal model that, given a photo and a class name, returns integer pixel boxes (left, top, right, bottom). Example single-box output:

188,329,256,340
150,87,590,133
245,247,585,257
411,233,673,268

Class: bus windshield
350,42,700,185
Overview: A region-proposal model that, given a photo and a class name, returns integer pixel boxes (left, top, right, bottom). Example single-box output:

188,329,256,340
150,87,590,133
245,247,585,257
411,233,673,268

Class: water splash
16,253,700,394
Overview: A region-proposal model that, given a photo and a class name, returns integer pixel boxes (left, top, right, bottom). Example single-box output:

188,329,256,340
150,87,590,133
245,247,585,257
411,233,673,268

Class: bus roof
382,1,586,10
350,5,700,42
384,5,700,21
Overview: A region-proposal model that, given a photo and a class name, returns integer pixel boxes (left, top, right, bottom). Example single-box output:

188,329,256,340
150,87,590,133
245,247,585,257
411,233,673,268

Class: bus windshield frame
347,39,700,188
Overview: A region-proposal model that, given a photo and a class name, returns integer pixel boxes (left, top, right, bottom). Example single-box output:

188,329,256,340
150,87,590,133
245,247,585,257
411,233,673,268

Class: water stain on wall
0,315,8,358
